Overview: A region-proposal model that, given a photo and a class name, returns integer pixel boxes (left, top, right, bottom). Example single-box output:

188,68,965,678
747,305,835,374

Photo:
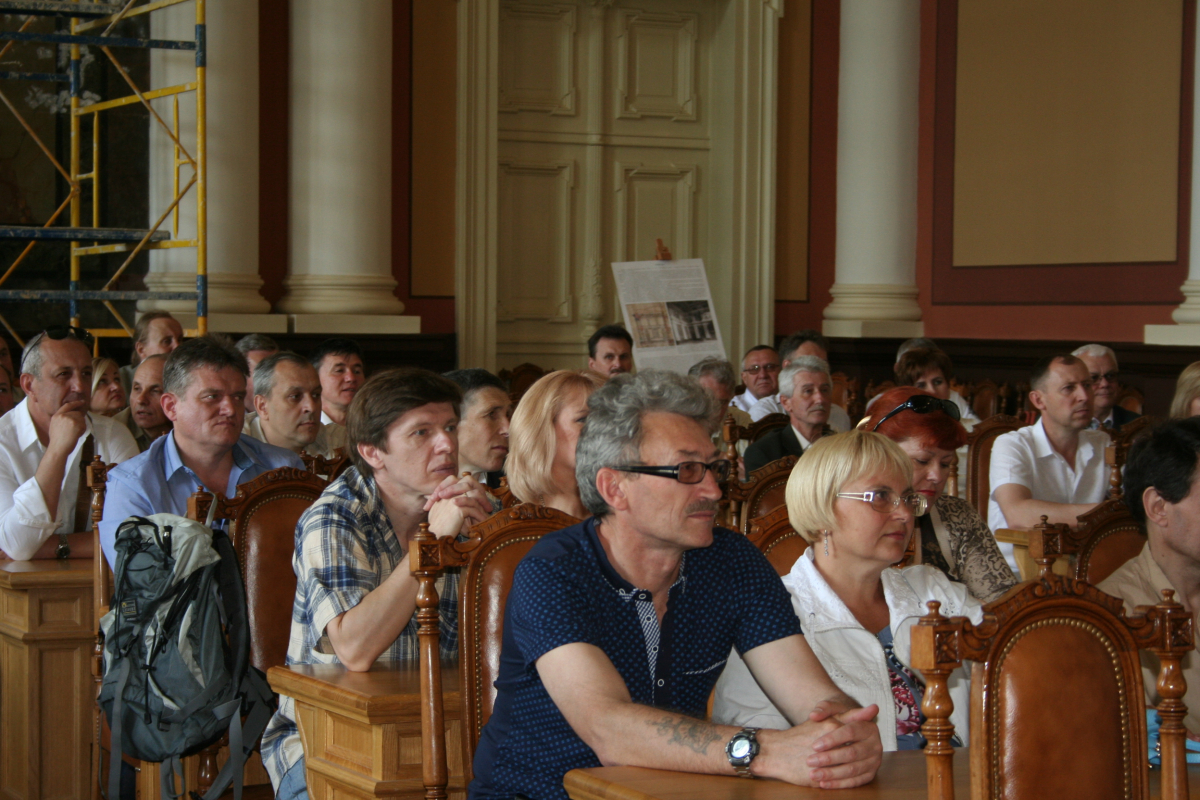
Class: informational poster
611,258,726,374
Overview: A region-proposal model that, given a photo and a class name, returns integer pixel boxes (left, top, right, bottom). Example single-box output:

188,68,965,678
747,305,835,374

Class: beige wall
775,0,811,301
410,0,458,296
953,0,1182,267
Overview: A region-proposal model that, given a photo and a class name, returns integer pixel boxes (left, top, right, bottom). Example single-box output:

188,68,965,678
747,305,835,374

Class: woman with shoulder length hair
894,347,979,425
713,429,983,751
1170,361,1200,419
90,356,126,417
866,386,1015,602
506,370,605,519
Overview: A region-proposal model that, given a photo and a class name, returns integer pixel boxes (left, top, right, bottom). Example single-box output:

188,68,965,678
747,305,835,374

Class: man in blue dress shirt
98,335,303,567
470,371,882,800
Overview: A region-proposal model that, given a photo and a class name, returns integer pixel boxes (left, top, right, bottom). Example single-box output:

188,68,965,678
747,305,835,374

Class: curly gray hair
576,370,718,517
778,355,830,397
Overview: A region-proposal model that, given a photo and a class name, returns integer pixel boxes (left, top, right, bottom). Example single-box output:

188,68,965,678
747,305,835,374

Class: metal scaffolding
0,0,207,348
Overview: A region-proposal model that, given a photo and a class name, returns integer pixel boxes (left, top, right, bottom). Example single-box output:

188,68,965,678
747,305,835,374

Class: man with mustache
743,356,834,475
730,345,780,414
748,330,852,432
989,354,1110,571
98,336,303,568
263,368,493,800
0,327,138,560
470,370,881,800
113,353,172,452
244,352,346,458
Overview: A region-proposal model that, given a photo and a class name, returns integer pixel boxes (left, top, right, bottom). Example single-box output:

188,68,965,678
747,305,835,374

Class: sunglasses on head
872,394,960,432
20,326,95,373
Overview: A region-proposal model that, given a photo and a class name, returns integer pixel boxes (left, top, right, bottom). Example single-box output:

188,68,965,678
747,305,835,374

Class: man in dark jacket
743,356,833,476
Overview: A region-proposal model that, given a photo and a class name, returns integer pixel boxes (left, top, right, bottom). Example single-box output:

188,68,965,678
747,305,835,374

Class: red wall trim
928,0,1194,306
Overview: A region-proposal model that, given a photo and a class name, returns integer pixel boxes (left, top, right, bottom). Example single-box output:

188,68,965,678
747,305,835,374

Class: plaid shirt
261,466,460,788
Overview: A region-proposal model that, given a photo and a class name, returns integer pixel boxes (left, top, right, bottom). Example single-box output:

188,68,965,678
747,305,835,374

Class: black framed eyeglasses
610,459,733,484
20,325,95,373
872,394,960,431
742,363,781,375
836,489,928,516
1089,371,1119,385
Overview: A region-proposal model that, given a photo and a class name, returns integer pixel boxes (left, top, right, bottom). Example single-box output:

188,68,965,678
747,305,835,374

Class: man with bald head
114,354,171,452
0,328,138,560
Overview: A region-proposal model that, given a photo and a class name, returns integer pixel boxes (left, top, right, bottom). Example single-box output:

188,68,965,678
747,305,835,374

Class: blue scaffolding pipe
0,290,198,301
0,30,197,51
0,226,170,242
0,1,116,17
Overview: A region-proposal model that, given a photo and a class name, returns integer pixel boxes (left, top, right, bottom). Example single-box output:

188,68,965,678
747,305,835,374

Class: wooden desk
565,749,1200,800
268,662,466,799
0,558,94,800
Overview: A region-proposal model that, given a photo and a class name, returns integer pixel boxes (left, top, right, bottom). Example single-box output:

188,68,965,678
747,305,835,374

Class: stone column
1146,7,1200,344
276,0,405,316
142,0,271,319
821,0,924,339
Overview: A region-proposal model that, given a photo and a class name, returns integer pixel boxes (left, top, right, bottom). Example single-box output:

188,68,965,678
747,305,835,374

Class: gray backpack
99,508,275,800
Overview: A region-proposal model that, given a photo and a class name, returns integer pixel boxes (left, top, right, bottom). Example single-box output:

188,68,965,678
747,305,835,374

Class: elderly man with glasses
0,327,138,561
469,370,882,800
1072,343,1141,432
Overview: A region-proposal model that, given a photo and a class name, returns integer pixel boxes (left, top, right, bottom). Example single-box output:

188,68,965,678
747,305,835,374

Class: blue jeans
275,759,309,800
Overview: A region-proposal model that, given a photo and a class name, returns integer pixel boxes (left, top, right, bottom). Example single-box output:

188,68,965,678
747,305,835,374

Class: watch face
729,739,751,759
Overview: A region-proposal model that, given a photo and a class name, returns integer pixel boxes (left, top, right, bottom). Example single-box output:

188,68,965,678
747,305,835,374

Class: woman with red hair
866,387,1015,602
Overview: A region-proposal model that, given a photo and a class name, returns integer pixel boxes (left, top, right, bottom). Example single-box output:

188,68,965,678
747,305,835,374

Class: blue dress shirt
98,431,304,568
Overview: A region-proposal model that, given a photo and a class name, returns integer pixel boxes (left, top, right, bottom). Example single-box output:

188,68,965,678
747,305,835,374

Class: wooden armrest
994,528,1032,546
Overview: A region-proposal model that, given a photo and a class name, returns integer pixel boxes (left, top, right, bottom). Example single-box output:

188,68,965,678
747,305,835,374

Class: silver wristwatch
725,726,760,778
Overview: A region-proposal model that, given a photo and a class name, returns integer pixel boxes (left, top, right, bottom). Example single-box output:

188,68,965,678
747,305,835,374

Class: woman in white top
713,430,983,751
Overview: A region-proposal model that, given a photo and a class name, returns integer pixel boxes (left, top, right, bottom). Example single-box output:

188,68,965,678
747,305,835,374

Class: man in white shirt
312,338,366,427
0,328,138,560
743,357,833,475
988,354,1109,543
749,331,852,431
730,346,780,413
244,351,346,459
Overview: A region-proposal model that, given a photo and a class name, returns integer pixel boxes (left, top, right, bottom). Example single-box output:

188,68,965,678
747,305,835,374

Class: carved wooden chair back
746,505,808,576
87,457,118,800
970,379,1000,420
410,504,581,795
911,570,1194,800
726,455,798,534
1104,415,1157,499
830,372,858,411
492,476,520,509
499,362,549,405
187,467,327,673
1032,505,1147,586
721,412,791,462
966,414,1027,518
1117,385,1146,415
300,451,350,482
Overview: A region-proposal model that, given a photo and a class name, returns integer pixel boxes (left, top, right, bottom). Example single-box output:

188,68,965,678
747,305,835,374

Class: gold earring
823,531,830,557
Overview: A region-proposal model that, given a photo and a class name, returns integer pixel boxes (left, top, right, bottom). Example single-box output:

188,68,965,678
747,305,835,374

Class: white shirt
243,412,347,460
0,398,139,560
712,548,983,751
792,424,815,450
320,409,334,426
749,393,852,432
987,418,1110,534
729,390,759,414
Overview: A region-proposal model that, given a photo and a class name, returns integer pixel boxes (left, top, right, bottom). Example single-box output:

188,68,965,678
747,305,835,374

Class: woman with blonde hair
506,370,604,518
714,429,982,751
1170,361,1200,419
90,356,126,417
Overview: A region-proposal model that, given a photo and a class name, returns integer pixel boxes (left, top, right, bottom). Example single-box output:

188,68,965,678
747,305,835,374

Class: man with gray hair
0,327,138,560
98,336,303,568
743,356,833,475
235,333,280,412
748,331,851,431
244,351,346,458
688,357,751,428
1072,343,1140,431
470,370,882,800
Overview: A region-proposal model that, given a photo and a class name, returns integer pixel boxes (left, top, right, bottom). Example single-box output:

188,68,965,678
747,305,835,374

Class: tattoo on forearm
648,715,722,755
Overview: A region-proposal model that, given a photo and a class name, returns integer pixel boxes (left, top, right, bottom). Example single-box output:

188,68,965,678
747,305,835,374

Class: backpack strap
106,658,132,800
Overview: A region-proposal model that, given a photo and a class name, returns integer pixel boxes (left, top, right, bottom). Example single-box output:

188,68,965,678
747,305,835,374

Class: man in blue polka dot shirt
470,371,882,800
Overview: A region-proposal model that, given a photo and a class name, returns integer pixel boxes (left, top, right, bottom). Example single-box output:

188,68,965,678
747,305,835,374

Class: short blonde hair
91,357,119,396
785,430,914,543
1171,361,1200,419
507,370,604,504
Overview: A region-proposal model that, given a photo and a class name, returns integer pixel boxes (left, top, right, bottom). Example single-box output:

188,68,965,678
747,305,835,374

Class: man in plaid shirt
263,368,494,800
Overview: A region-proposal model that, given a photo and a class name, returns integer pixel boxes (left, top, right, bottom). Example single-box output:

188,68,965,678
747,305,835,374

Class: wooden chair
411,503,581,796
185,467,328,797
911,564,1194,800
1031,505,1146,586
726,455,797,534
745,505,809,576
491,475,520,509
970,378,1000,420
300,450,350,481
1117,385,1146,415
498,362,549,405
720,412,790,462
965,414,1027,519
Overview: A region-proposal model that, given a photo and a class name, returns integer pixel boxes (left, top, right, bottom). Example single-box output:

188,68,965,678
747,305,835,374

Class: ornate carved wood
726,454,798,534
745,505,808,576
492,476,519,509
411,503,580,796
911,574,1194,800
299,450,350,481
1029,503,1147,585
965,414,1027,519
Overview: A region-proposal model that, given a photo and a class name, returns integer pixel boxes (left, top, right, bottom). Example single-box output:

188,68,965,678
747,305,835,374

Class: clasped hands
758,702,882,789
423,473,493,537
